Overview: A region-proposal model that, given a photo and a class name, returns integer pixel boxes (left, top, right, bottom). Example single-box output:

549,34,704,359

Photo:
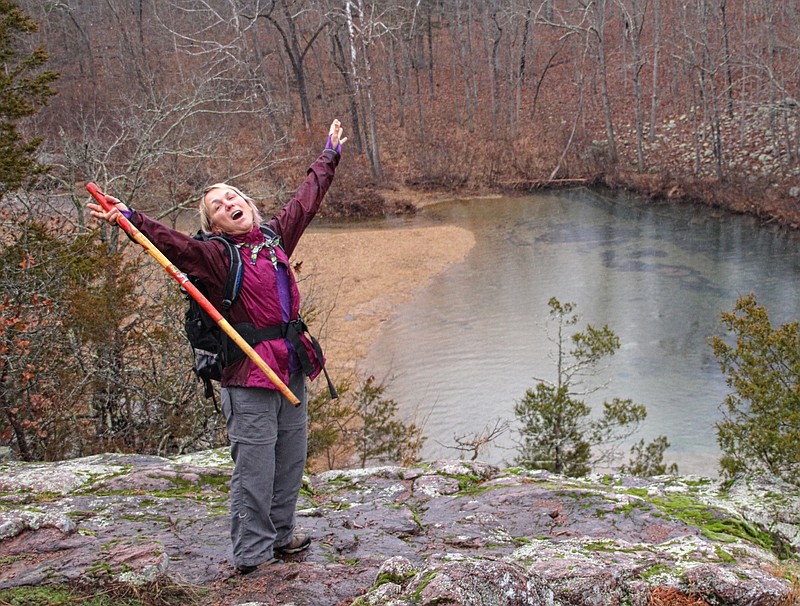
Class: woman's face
203,186,255,235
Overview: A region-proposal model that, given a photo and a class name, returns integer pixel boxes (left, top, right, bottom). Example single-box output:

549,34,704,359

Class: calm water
359,189,800,477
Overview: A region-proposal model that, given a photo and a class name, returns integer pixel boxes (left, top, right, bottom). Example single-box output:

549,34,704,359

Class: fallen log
496,178,592,191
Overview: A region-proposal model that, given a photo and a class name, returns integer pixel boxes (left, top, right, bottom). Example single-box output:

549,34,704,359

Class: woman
89,119,346,575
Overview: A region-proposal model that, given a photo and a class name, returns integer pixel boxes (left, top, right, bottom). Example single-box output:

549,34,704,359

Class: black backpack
183,225,337,401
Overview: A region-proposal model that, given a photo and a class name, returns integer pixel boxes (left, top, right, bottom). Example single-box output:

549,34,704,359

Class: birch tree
341,0,388,178
615,0,649,171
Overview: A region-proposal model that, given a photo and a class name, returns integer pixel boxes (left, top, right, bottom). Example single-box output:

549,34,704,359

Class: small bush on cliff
514,297,677,477
308,375,425,470
0,216,223,461
710,293,800,486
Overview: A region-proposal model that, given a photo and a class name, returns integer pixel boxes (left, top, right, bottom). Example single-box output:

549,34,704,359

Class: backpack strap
192,231,245,309
205,234,244,310
259,224,281,249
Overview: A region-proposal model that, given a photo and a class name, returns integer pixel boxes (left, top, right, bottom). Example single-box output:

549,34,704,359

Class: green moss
208,503,229,517
647,494,774,553
0,579,203,605
326,474,358,488
157,473,229,495
639,562,673,580
682,478,713,488
32,491,62,503
600,474,623,487
410,570,439,600
320,499,351,511
375,566,416,587
702,519,769,546
198,473,229,490
66,509,96,520
443,472,485,495
0,585,91,606
408,504,424,530
90,473,230,501
584,540,617,552
0,554,35,567
714,545,737,563
616,500,649,517
782,562,800,583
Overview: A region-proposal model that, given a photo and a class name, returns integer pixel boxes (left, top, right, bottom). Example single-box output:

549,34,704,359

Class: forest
1,0,799,466
14,0,800,223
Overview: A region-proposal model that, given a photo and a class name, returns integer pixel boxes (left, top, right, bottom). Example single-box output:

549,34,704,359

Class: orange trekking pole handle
86,182,300,406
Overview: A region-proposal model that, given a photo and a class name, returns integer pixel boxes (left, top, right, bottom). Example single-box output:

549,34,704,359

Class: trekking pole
86,182,300,406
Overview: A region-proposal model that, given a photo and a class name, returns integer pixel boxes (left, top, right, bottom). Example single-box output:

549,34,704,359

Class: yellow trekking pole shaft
86,182,300,406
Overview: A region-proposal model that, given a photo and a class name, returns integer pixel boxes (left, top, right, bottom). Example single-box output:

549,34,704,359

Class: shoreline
294,222,476,379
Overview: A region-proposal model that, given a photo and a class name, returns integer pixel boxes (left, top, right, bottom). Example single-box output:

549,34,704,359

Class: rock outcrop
0,451,798,605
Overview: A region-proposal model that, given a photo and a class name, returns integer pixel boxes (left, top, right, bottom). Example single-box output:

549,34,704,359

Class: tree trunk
454,0,477,129
590,0,619,165
345,0,382,178
617,0,648,171
648,0,660,142
513,6,532,136
331,31,364,155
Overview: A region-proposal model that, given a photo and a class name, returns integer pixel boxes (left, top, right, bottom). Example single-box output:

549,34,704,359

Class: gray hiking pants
221,373,308,568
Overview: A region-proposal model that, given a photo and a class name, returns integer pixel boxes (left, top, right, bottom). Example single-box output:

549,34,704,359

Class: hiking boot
274,534,311,555
235,557,282,575
235,564,258,575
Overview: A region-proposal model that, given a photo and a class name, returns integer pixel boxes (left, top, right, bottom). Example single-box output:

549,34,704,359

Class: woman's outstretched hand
87,194,129,226
326,119,347,152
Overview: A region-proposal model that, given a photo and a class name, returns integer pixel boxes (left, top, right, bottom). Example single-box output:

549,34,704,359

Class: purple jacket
128,149,339,390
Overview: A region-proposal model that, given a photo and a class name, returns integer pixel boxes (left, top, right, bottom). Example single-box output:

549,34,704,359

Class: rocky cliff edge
0,451,798,605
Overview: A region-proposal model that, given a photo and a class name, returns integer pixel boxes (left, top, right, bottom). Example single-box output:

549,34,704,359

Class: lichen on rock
0,451,797,605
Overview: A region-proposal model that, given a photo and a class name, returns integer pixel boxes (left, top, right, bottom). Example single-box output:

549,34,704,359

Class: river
360,189,800,477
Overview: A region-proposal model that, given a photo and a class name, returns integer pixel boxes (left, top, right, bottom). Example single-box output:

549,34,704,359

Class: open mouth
231,209,244,220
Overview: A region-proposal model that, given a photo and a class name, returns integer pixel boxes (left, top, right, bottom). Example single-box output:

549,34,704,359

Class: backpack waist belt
224,318,338,398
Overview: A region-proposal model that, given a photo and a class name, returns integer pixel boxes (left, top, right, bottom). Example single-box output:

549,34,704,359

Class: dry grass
649,587,711,606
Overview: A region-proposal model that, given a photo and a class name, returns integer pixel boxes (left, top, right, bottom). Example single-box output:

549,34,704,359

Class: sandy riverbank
293,224,476,379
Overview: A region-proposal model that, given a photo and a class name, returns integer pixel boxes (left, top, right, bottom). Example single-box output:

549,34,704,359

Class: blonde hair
199,183,264,233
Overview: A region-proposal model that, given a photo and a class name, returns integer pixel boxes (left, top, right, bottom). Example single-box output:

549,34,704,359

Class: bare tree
675,0,725,180
445,417,510,462
44,1,286,219
329,27,365,154
616,0,649,171
648,0,660,143
452,0,479,129
337,0,394,178
585,0,619,165
248,0,328,130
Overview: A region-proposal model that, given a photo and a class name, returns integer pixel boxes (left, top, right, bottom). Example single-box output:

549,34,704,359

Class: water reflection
361,189,800,477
